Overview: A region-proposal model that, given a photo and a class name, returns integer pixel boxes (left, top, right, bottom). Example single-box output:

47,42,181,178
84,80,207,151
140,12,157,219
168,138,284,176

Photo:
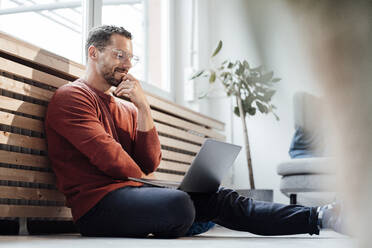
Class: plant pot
236,189,273,202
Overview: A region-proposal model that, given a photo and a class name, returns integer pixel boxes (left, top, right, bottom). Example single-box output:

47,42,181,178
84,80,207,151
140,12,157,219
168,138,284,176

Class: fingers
113,73,147,109
118,78,133,88
114,88,131,98
115,74,137,93
114,80,133,95
122,73,136,81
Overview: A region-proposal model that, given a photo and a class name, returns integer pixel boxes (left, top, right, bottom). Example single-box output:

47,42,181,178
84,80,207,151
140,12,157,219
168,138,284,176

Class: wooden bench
0,31,225,234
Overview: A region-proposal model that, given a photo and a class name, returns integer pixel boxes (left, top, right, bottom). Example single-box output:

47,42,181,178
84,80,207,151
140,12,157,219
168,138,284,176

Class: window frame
83,0,175,101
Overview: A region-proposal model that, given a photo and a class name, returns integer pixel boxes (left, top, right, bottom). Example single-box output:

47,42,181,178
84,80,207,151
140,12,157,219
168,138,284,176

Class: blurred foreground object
287,0,372,246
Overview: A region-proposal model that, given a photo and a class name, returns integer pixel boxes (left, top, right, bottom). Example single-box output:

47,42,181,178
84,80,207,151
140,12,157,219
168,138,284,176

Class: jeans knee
159,190,195,237
171,190,195,222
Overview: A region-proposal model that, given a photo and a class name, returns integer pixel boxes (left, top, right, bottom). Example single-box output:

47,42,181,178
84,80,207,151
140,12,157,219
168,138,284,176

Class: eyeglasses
102,47,140,66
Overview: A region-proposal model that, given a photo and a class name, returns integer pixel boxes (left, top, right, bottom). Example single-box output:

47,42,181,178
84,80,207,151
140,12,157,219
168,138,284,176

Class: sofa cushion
280,174,337,195
277,157,335,176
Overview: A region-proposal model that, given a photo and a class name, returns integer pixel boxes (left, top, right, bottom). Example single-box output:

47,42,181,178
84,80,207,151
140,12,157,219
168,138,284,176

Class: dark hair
85,25,132,60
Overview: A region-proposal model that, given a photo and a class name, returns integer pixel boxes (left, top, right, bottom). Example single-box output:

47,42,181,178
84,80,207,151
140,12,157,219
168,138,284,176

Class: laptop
128,139,241,193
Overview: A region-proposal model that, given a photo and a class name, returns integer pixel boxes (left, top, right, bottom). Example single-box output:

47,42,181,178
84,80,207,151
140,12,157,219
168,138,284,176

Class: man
45,25,343,238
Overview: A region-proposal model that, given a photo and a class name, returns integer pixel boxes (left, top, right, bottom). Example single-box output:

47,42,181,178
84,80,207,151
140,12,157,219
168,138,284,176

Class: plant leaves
256,101,268,113
236,62,244,76
245,94,255,106
190,70,205,80
242,97,252,109
227,62,234,69
227,83,237,96
260,71,274,84
255,86,267,94
247,107,256,116
251,65,263,72
211,40,223,57
198,91,209,99
263,90,276,101
209,71,216,83
220,72,230,79
234,106,240,117
272,77,281,83
273,112,280,121
243,60,250,69
256,94,266,102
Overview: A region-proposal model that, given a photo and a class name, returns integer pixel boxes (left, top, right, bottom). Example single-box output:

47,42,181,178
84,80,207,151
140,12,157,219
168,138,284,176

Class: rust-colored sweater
45,79,162,222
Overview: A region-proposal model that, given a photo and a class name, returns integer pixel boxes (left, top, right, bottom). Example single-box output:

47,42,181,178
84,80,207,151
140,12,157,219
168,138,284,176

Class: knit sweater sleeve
46,85,145,179
132,126,162,174
120,104,162,175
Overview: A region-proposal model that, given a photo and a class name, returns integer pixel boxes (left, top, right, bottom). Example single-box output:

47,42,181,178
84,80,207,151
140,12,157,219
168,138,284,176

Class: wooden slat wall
0,150,49,168
0,167,56,185
0,205,71,219
0,31,225,220
0,186,65,202
0,31,225,137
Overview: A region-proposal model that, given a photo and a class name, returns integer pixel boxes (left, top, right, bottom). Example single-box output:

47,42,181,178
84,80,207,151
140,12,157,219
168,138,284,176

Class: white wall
190,0,322,203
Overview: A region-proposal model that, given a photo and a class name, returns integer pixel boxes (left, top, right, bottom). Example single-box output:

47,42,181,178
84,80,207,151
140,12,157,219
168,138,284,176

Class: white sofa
277,92,336,205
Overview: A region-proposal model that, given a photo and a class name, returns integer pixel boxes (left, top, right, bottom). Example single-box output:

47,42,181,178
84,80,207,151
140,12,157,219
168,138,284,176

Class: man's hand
113,74,150,111
113,74,154,131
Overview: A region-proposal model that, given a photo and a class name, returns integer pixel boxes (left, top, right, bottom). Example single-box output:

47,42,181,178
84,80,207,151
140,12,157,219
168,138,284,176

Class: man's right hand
114,74,154,131
113,73,150,112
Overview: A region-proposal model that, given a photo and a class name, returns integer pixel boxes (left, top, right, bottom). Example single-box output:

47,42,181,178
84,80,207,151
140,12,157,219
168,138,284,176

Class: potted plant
191,40,280,193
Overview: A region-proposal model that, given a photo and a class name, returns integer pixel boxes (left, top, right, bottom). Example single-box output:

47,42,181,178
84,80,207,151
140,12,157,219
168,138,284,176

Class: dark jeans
75,186,319,238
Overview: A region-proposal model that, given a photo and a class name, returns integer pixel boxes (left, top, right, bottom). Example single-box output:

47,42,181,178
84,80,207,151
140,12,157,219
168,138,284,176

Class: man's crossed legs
76,186,320,238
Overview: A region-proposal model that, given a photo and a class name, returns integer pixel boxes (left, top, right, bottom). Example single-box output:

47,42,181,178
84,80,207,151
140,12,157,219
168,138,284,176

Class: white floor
0,226,353,248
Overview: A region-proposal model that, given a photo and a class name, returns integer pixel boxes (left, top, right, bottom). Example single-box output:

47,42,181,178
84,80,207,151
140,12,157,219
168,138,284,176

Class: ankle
317,203,335,230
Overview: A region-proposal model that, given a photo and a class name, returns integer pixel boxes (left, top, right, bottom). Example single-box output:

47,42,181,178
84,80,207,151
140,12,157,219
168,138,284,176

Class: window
0,0,83,63
102,0,172,99
0,0,173,100
147,0,171,93
102,1,145,83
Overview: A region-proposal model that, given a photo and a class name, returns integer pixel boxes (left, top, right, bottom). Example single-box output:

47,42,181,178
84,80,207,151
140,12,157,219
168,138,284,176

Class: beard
99,62,128,87
103,71,122,87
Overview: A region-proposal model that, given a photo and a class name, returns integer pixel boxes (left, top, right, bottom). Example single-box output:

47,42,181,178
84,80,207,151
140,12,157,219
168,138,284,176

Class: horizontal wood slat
0,167,56,185
0,205,71,219
147,93,225,131
159,136,200,154
149,172,183,182
161,149,194,164
0,186,65,202
0,32,84,79
0,75,53,101
0,110,44,133
152,109,225,141
155,122,205,145
158,160,189,173
0,131,46,151
0,57,69,89
0,95,46,118
0,150,49,169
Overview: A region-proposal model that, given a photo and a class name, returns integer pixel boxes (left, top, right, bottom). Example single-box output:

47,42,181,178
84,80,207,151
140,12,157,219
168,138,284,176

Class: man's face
97,34,133,87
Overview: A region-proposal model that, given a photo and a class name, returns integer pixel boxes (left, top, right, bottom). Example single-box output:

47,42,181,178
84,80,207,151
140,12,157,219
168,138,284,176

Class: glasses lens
131,56,139,66
112,49,139,66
